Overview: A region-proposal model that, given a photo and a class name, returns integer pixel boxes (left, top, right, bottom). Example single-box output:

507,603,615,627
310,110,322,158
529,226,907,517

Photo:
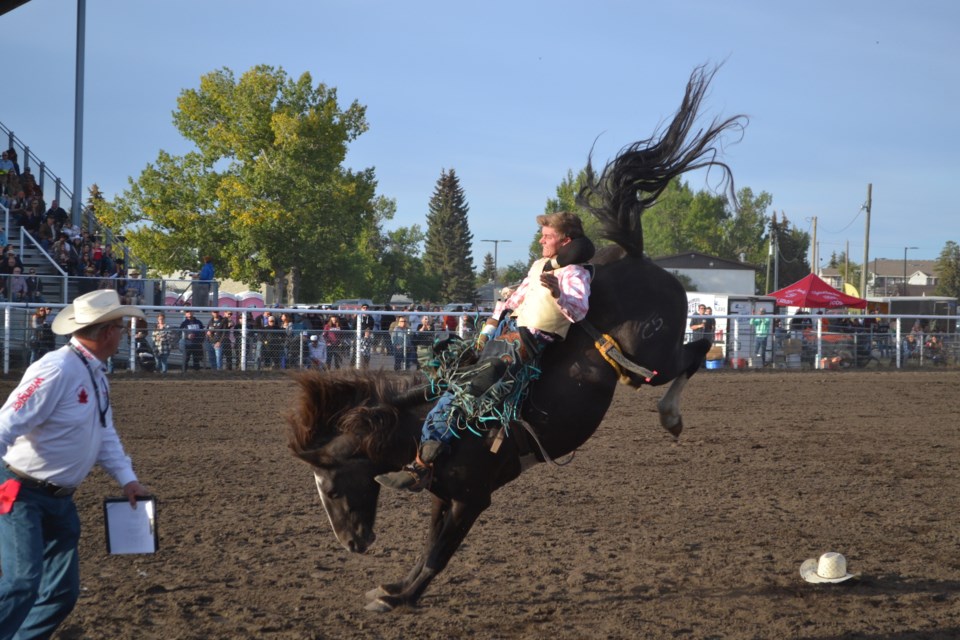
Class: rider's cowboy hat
52,289,145,335
800,552,858,584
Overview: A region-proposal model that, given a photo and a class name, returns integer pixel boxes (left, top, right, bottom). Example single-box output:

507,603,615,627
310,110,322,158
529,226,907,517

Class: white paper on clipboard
103,496,158,554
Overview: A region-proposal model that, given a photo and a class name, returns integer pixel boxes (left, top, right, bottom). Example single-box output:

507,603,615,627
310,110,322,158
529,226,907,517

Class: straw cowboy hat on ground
800,552,858,584
52,289,145,335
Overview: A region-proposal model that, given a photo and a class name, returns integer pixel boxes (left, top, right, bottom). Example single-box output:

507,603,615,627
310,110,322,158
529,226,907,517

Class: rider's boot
375,440,446,492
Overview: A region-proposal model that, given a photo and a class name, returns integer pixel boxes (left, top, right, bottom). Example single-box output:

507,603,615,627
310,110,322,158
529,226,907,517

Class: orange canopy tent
767,273,868,309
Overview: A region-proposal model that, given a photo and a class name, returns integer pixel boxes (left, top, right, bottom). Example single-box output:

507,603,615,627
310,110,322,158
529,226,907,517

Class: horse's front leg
366,494,489,612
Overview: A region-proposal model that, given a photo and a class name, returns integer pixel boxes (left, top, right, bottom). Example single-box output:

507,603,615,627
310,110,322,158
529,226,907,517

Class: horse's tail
286,370,418,464
577,64,747,257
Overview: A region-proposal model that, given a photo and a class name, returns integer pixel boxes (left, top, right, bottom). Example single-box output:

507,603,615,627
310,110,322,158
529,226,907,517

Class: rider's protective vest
511,258,574,339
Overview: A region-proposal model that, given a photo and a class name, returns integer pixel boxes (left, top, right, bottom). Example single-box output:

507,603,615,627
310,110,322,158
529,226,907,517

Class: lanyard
69,344,109,428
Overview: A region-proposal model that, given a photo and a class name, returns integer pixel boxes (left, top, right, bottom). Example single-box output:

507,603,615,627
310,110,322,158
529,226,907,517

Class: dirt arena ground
3,370,958,639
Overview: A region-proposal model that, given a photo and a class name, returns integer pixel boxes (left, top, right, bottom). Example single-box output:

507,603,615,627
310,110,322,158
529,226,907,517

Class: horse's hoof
364,598,394,613
664,419,683,438
364,586,388,601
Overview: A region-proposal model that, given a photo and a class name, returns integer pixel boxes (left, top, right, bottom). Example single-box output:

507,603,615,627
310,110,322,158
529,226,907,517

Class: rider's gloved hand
474,321,497,352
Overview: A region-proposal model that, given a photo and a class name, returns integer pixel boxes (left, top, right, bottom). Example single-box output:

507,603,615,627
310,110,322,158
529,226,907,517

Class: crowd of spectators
1,146,145,304
120,304,482,374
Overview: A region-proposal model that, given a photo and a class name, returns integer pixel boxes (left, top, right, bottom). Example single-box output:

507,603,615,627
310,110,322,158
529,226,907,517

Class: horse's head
288,371,422,554
306,433,380,554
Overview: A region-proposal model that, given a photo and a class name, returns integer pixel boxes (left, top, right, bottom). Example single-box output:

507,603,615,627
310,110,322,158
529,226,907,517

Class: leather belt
4,465,76,497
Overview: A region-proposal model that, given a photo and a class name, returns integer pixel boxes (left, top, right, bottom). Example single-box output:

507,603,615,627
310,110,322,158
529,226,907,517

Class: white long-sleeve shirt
0,339,137,489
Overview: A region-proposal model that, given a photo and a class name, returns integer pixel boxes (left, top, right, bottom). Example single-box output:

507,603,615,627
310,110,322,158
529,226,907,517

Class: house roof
652,251,758,271
821,258,938,278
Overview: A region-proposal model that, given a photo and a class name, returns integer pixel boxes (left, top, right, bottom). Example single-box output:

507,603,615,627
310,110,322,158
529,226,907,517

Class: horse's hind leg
656,340,709,437
656,375,688,437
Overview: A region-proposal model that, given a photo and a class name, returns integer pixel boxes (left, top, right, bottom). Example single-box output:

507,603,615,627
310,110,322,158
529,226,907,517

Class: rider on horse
375,211,593,492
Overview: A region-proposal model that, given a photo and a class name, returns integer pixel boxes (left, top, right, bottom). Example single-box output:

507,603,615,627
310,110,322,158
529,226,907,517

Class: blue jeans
420,394,458,443
156,353,169,374
0,468,81,639
205,342,218,370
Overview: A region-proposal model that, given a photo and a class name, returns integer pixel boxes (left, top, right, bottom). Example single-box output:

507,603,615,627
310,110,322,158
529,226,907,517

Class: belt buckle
52,486,74,498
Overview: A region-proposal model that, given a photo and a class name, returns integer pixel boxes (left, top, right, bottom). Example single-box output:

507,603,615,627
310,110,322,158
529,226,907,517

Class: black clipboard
103,496,158,554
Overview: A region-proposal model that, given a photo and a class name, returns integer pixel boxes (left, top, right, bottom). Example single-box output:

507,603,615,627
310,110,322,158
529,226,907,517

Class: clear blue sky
4,0,957,271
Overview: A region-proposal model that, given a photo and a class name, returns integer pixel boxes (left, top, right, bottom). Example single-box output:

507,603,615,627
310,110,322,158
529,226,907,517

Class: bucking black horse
287,65,745,612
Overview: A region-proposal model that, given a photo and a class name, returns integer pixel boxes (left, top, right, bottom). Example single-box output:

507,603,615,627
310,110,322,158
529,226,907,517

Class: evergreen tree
479,253,497,282
772,212,811,289
423,169,475,302
934,240,960,299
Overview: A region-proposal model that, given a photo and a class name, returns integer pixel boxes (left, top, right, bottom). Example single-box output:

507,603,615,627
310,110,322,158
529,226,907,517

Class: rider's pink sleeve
555,264,591,323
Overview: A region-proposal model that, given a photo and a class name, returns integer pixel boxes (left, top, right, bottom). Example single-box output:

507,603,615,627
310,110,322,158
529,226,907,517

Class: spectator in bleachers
8,266,28,301
38,215,57,250
0,150,14,175
46,199,69,227
79,265,98,295
23,198,43,234
61,220,81,242
0,252,22,275
98,243,116,276
5,148,20,175
0,226,7,247
25,266,42,303
8,191,27,224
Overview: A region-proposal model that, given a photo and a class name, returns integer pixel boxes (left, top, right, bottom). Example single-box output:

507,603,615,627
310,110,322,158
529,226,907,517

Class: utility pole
810,216,817,274
772,214,779,291
860,183,871,297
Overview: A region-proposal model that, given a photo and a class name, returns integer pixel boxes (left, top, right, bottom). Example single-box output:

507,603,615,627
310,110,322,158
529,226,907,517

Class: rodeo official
0,289,151,639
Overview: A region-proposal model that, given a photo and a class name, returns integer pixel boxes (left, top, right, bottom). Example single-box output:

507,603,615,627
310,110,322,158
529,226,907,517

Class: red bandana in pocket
0,478,22,515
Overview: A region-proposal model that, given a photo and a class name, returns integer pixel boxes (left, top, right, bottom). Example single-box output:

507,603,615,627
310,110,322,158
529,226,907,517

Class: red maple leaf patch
78,388,89,404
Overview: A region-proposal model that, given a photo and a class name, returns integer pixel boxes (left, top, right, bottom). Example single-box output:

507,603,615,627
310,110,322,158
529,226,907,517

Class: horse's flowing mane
577,64,747,258
287,371,419,461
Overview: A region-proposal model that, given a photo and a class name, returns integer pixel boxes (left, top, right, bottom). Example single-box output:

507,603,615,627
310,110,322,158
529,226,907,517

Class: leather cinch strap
577,320,657,384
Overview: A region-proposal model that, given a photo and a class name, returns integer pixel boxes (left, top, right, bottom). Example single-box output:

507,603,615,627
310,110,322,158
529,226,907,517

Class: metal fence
1,305,958,376
689,313,959,370
0,306,475,376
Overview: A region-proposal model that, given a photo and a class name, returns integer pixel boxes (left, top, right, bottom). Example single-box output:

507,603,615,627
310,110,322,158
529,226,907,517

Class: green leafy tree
718,187,772,292
545,168,606,247
827,250,862,292
934,240,960,298
99,65,381,304
423,169,475,302
643,179,728,257
501,260,528,286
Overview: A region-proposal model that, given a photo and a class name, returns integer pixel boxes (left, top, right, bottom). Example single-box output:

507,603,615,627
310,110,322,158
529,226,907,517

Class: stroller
135,336,158,372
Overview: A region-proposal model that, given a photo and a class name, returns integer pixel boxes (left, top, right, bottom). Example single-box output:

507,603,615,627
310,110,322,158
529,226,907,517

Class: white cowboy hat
52,289,145,335
800,552,858,584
